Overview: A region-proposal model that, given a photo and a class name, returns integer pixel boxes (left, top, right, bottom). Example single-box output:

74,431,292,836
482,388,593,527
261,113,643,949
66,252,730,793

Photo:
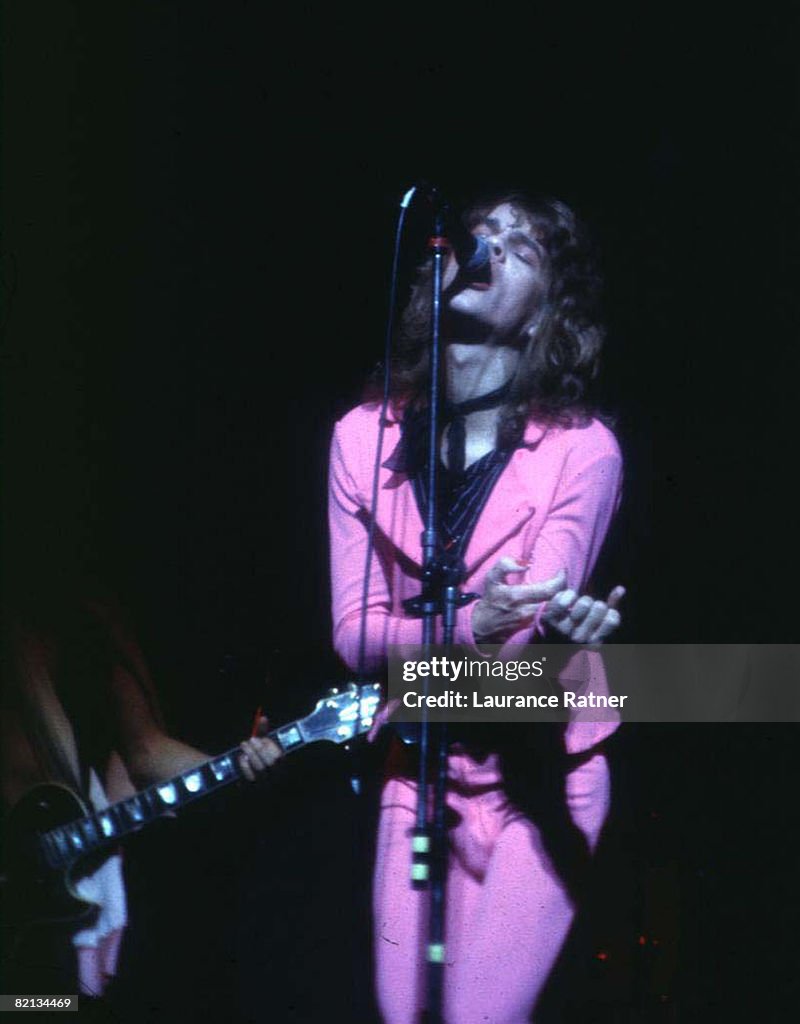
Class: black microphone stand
402,200,478,1023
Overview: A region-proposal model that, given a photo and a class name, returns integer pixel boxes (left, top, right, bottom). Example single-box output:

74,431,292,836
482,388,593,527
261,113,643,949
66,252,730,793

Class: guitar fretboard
39,720,309,870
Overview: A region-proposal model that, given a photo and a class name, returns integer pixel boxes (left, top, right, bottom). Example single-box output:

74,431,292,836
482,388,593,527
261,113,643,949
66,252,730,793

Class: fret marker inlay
183,771,204,793
211,757,234,781
277,726,302,749
98,812,115,837
157,783,178,805
125,799,144,822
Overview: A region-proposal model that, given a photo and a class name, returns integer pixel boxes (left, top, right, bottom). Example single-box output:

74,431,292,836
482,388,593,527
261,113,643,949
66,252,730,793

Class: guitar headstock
296,683,381,746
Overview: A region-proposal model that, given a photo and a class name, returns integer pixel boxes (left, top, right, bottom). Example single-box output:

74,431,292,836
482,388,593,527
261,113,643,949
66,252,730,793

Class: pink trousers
373,746,610,1024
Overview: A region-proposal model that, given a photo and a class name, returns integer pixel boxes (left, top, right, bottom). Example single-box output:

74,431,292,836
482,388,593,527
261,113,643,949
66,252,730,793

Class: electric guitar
1,682,380,947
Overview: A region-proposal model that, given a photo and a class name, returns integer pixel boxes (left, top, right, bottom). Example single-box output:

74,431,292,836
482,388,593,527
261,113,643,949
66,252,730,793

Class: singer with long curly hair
329,192,624,1024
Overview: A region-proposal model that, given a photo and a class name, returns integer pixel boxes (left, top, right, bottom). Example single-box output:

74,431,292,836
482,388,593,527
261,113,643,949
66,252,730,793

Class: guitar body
3,784,100,948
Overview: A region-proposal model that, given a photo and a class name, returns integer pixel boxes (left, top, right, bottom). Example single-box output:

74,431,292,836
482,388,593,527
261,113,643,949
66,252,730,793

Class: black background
2,3,799,1021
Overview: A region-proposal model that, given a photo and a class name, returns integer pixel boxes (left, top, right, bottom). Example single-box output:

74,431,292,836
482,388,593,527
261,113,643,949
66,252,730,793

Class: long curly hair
372,191,607,446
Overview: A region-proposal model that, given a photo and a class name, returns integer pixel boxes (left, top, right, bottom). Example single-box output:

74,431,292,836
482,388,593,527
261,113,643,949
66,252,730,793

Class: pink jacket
329,403,623,755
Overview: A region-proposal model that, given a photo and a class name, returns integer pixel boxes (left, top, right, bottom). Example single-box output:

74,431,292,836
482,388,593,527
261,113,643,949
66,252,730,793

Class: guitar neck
40,719,310,870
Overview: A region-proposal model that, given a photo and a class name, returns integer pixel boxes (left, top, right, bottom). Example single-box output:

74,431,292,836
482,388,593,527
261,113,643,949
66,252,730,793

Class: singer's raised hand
471,558,566,643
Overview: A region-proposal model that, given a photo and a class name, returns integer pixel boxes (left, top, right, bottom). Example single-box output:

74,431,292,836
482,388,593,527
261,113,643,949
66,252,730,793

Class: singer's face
445,202,548,343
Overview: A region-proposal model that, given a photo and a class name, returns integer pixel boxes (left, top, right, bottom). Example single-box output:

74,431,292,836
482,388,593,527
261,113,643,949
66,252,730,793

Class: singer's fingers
567,595,594,624
503,572,566,604
484,556,529,589
493,565,561,602
607,585,626,610
546,589,578,619
570,601,609,644
530,569,568,599
588,607,622,644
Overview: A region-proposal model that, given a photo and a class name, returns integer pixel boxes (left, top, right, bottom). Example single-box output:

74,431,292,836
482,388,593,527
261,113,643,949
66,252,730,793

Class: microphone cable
356,185,418,682
349,185,419,795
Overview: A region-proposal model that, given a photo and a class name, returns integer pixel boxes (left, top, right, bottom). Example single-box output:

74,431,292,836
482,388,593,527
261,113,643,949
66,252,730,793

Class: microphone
415,184,491,281
441,207,491,282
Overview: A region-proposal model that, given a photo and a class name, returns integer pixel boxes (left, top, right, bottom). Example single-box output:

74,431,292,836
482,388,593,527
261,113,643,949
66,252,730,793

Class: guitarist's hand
239,716,283,782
